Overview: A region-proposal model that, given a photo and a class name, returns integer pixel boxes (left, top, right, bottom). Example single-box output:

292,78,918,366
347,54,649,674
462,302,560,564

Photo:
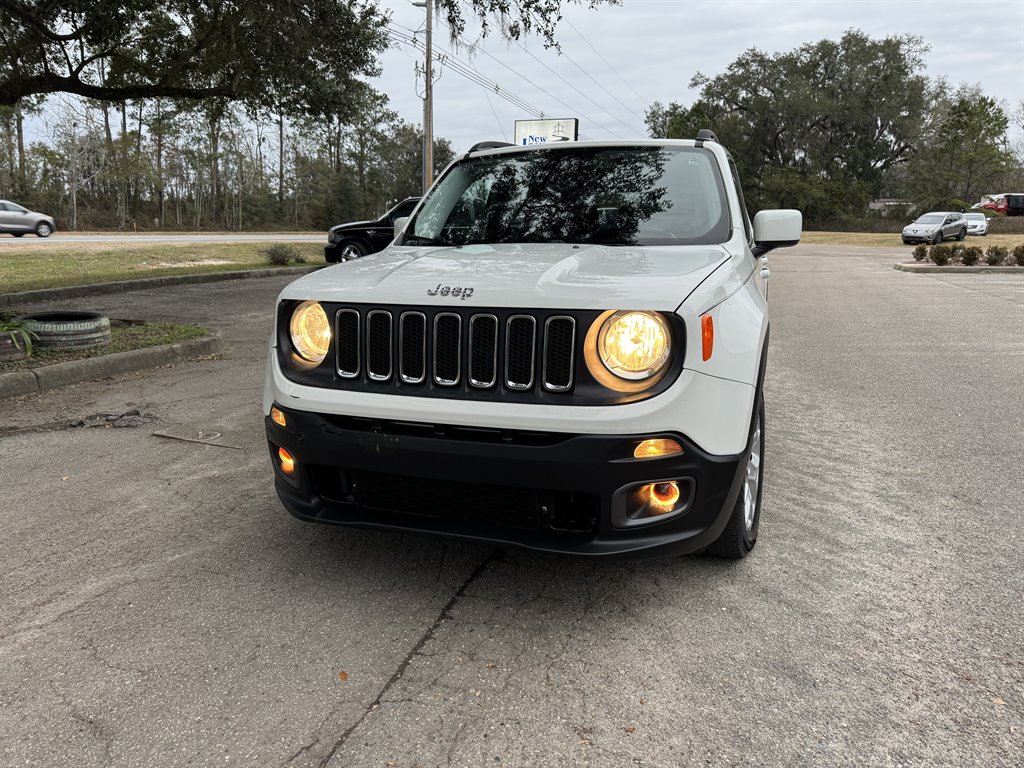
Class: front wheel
36,222,52,237
932,231,943,245
339,241,367,261
956,228,966,241
708,396,764,559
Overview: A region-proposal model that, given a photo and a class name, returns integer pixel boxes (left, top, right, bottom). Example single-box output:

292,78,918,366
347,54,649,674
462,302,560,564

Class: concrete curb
893,262,1024,274
0,332,223,399
0,265,322,307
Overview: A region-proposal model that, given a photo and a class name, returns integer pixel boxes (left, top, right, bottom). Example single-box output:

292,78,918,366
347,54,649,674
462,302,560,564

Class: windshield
965,213,985,221
406,146,730,247
915,214,943,224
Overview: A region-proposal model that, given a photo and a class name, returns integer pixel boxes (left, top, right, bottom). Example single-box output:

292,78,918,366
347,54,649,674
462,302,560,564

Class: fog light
270,406,287,427
611,477,693,529
277,446,296,475
648,481,680,512
634,438,683,459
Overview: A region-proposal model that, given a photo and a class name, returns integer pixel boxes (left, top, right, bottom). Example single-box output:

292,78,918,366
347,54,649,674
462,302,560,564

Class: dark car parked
324,197,420,263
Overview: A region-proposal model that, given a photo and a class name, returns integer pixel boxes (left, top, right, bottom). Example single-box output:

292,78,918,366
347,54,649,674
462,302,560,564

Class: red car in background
980,196,1008,214
978,194,1024,216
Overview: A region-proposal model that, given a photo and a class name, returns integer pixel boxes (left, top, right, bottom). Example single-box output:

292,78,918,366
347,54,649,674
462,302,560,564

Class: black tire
35,222,53,237
708,395,764,559
13,232,24,237
338,240,368,261
956,228,966,241
932,230,943,245
18,311,111,349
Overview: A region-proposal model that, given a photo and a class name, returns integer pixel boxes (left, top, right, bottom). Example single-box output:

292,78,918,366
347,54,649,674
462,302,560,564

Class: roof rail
466,141,514,154
695,129,719,144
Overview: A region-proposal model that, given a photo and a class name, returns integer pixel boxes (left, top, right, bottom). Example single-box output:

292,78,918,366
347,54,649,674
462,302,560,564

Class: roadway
1,244,1021,766
0,232,324,245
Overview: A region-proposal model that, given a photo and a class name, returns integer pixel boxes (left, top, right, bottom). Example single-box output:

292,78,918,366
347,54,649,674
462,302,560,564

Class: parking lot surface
1,245,1022,766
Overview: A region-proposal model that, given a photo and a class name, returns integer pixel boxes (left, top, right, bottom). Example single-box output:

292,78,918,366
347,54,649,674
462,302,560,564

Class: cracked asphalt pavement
1,245,1022,766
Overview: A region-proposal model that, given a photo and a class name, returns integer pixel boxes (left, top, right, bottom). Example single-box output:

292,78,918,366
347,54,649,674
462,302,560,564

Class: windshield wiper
403,234,449,246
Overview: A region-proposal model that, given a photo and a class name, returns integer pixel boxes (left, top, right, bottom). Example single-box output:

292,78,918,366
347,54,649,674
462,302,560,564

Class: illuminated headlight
289,301,331,363
598,310,671,380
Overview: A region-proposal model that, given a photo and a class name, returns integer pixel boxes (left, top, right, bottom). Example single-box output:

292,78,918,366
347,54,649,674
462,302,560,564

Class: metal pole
422,0,434,194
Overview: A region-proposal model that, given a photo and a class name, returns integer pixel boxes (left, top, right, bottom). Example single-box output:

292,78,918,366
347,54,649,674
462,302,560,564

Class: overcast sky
378,0,1024,152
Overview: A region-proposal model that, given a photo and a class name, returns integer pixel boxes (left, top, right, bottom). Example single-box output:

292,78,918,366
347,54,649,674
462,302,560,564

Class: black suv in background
324,197,419,263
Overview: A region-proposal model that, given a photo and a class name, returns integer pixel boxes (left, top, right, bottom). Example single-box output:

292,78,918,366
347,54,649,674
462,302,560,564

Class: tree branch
0,0,91,42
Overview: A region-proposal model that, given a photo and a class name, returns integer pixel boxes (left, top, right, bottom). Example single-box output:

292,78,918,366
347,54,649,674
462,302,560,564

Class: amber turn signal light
634,438,683,459
270,406,287,427
701,314,714,361
277,446,296,475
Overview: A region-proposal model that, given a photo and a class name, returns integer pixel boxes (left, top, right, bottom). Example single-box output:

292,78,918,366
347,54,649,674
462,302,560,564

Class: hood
281,243,733,311
329,219,377,234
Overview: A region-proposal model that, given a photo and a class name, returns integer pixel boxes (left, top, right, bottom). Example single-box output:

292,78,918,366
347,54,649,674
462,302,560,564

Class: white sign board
514,118,579,146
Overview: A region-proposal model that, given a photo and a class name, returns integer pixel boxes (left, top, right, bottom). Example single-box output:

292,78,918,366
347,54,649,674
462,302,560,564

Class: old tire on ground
707,394,764,559
339,241,368,261
19,311,111,349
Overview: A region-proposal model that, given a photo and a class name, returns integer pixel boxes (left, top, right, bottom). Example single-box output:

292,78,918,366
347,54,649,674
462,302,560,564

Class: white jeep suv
264,134,801,558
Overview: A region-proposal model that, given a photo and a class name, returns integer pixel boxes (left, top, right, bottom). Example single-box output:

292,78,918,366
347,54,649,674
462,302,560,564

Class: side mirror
393,216,409,239
752,210,801,256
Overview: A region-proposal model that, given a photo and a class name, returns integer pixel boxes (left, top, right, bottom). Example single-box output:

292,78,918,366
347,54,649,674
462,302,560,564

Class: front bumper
902,232,935,243
324,243,340,263
266,405,745,559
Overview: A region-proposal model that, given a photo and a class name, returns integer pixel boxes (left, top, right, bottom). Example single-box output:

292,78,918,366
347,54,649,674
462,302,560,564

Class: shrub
949,242,965,261
261,243,303,266
960,246,981,266
0,318,37,358
984,245,1008,266
930,244,951,265
1013,244,1024,267
913,244,928,261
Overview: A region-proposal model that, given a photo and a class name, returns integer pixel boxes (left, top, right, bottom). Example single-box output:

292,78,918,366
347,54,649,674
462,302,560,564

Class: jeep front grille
333,306,577,394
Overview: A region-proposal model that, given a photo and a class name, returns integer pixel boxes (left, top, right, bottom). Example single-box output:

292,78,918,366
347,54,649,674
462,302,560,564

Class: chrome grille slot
366,310,393,381
469,314,498,388
542,316,576,391
505,315,536,390
433,313,462,385
399,312,426,384
336,309,360,378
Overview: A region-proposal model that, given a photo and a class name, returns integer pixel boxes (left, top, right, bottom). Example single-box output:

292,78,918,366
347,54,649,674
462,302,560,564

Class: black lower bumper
266,405,746,559
324,243,339,263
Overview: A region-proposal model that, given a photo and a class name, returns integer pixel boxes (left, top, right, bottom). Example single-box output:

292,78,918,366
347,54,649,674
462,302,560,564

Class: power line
388,26,597,140
508,39,640,137
564,18,647,109
389,28,542,117
480,85,508,141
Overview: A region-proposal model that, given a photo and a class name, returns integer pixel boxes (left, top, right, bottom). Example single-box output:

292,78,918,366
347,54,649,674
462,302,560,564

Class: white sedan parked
964,212,989,236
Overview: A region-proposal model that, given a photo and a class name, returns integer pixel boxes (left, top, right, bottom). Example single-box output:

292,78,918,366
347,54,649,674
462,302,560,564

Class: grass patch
0,321,209,372
0,241,323,293
803,231,1024,249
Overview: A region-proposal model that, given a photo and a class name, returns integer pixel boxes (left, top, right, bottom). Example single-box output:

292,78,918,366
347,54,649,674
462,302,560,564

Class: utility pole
413,0,433,193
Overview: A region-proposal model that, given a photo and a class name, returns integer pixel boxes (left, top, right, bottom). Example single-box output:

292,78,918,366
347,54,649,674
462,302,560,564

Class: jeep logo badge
427,284,474,300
